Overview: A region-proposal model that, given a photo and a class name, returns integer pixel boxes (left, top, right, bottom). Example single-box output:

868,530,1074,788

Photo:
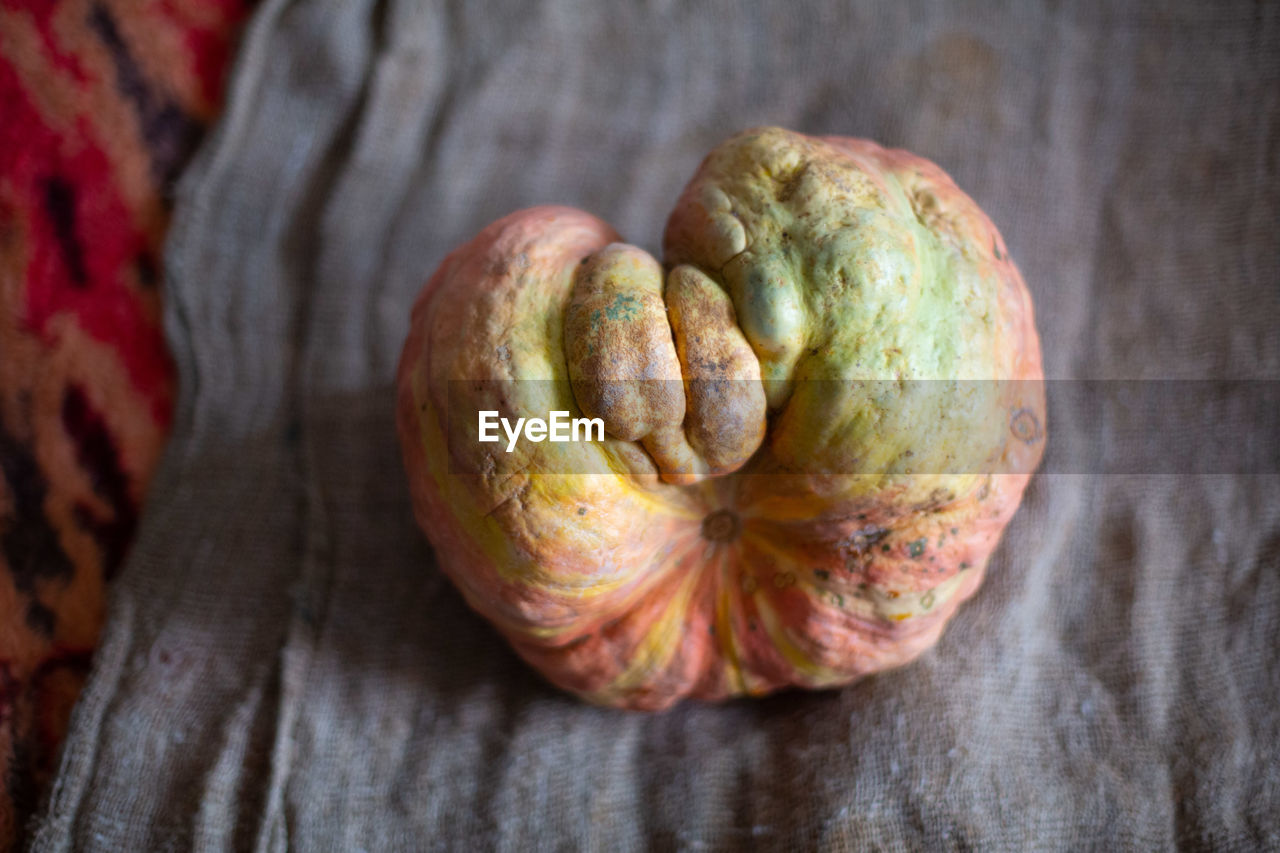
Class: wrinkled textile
31,0,1280,849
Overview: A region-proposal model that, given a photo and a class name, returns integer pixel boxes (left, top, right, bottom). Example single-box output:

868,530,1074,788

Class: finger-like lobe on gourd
563,244,708,481
719,252,807,408
666,264,766,474
563,244,680,437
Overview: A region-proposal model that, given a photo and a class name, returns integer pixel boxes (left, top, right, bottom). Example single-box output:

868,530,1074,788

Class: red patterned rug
0,1,251,845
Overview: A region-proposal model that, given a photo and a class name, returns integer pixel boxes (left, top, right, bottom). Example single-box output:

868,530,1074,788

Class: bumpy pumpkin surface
397,127,1044,710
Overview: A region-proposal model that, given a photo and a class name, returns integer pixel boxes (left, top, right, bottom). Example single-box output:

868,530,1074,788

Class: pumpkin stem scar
701,509,741,542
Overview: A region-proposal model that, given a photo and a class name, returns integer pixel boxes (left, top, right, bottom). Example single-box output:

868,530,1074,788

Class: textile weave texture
32,0,1280,849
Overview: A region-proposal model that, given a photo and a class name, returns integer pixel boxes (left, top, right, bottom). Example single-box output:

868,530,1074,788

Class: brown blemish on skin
1010,408,1042,444
843,525,890,553
842,525,890,572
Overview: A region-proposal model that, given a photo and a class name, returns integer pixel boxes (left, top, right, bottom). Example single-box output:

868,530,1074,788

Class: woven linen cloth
30,0,1280,849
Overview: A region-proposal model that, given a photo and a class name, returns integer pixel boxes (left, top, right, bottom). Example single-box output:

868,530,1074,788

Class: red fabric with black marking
0,1,250,845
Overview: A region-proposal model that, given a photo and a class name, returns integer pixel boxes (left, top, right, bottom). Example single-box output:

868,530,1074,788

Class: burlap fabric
30,0,1279,849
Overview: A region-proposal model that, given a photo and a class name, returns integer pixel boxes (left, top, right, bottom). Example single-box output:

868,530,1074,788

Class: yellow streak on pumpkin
738,534,844,685
411,363,708,614
412,378,640,621
597,451,705,522
521,530,704,644
866,567,973,623
590,561,705,702
752,593,846,686
712,545,749,695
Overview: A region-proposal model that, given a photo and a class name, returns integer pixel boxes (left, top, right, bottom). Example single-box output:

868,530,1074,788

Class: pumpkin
396,127,1044,710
